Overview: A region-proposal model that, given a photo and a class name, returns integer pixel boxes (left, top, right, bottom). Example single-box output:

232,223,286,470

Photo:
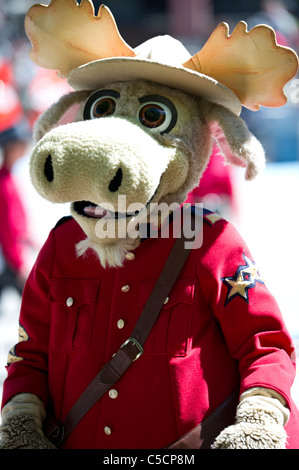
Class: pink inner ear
210,122,246,168
57,102,82,127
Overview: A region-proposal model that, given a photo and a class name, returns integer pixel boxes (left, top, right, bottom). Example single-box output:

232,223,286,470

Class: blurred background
0,0,298,406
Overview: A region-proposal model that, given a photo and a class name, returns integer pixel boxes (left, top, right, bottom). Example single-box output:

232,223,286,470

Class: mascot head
25,0,298,266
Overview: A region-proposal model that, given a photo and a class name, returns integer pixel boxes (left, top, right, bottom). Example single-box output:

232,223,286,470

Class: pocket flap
139,278,195,309
49,279,100,307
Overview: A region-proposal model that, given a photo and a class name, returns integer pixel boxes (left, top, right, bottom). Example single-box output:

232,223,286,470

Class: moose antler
183,21,298,110
25,0,136,77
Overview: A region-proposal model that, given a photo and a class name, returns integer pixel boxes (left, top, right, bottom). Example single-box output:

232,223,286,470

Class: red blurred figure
186,124,237,218
0,61,32,297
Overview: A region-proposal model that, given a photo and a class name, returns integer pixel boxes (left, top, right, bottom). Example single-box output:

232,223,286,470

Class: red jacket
2,211,299,448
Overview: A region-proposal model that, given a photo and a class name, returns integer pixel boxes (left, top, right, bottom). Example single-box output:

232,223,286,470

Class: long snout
30,116,175,208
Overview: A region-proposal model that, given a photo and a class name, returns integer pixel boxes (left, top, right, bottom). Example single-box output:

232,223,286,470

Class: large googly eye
84,89,120,120
138,95,177,134
91,97,116,118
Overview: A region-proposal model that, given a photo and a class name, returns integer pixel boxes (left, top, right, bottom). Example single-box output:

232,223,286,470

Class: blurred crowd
0,0,72,299
0,0,299,300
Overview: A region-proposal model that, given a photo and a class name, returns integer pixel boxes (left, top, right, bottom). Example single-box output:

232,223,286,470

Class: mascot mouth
73,184,160,220
73,200,145,219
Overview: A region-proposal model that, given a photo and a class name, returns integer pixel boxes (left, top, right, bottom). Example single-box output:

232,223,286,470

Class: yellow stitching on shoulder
204,212,224,225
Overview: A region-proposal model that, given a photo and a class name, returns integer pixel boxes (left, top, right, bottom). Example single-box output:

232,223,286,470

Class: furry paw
211,421,287,449
0,413,57,449
211,394,288,449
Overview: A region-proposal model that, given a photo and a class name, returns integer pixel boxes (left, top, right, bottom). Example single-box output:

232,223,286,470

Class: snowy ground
0,159,298,417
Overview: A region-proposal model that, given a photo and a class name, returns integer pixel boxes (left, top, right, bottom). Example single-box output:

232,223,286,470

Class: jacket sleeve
197,218,296,407
1,229,56,409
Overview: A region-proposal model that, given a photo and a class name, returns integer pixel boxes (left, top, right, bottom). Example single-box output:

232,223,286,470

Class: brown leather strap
46,209,201,447
167,390,239,449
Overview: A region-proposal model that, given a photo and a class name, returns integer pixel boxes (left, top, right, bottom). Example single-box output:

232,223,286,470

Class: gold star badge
222,254,264,306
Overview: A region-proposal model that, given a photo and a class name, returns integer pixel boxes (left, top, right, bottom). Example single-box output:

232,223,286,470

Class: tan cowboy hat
67,35,242,115
25,0,298,116
68,36,241,115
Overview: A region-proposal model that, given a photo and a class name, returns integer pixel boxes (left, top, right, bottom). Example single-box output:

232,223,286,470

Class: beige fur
76,236,141,268
0,393,56,449
33,90,90,142
212,394,288,449
202,101,265,179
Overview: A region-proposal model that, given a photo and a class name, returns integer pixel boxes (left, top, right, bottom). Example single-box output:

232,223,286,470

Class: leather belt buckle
121,337,143,361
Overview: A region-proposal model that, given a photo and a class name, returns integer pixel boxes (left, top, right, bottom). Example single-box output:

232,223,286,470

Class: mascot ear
202,102,265,180
33,90,89,142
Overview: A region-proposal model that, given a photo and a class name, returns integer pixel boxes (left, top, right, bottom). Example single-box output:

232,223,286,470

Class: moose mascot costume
1,0,299,449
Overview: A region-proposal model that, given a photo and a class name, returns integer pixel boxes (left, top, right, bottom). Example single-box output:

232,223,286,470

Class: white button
104,426,112,435
125,252,135,261
117,319,125,329
121,285,130,293
164,297,169,304
108,389,118,399
66,297,73,307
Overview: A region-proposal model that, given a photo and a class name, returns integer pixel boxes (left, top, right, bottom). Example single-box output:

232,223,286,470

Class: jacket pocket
49,279,100,353
139,279,195,356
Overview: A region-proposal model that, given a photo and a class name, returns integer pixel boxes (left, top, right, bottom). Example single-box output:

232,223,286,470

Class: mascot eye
91,97,117,118
84,89,120,120
138,95,177,134
139,104,166,128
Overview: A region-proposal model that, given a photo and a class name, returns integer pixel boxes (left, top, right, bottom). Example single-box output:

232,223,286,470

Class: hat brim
67,58,242,116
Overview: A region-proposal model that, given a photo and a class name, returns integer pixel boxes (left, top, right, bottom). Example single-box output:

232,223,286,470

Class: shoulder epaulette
189,206,226,227
54,215,73,229
202,208,226,226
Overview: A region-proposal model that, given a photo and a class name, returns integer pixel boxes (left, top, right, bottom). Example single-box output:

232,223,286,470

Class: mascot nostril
44,154,54,182
108,168,123,193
